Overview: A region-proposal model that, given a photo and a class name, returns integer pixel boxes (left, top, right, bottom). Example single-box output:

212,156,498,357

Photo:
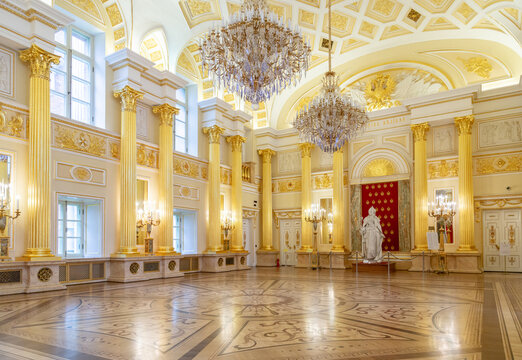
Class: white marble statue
360,206,385,263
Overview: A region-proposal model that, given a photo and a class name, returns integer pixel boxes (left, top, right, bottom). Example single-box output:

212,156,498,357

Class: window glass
71,31,90,56
54,29,66,45
176,88,186,103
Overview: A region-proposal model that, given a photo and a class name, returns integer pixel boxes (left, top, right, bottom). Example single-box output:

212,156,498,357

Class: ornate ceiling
55,0,522,129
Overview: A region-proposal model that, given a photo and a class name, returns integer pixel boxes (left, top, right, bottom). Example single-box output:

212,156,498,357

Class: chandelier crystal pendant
292,0,368,153
200,0,311,110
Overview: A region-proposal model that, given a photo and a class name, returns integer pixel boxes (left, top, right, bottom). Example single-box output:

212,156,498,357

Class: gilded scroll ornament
460,57,492,79
20,44,60,80
428,159,458,179
0,106,24,138
113,86,144,113
314,173,332,189
137,145,157,168
55,125,106,157
475,154,522,175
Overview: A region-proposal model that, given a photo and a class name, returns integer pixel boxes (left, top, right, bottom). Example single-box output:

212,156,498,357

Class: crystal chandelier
200,0,311,110
292,1,368,153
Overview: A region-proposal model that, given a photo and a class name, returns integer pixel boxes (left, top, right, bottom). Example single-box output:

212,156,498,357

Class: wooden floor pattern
0,267,519,359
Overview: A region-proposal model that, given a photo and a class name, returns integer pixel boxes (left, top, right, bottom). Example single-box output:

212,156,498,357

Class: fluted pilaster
258,149,276,250
298,143,314,251
332,149,344,252
411,122,430,251
227,135,246,252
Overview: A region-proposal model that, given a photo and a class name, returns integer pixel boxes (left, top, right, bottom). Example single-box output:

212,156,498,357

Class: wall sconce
0,181,20,232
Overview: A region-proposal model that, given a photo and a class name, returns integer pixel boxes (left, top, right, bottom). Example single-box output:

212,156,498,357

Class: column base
256,250,278,267
18,248,61,261
200,252,250,272
108,255,180,282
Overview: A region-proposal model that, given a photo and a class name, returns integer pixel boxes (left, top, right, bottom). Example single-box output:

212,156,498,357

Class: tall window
57,195,103,258
51,26,94,124
173,209,197,254
174,88,188,153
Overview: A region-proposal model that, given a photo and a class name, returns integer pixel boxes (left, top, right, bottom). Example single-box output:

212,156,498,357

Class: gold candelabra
428,195,456,274
221,211,234,251
136,201,160,238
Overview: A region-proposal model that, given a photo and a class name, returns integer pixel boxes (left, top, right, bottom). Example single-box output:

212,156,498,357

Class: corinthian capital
20,44,60,80
455,115,474,136
411,123,430,142
258,149,276,163
298,143,314,158
227,135,246,152
114,86,144,113
153,104,179,127
203,125,225,144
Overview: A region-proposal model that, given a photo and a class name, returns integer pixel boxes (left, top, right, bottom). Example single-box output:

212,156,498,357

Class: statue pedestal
352,262,396,273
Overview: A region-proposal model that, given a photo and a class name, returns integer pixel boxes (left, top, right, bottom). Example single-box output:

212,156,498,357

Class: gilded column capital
20,44,60,80
203,125,225,144
114,86,144,113
411,123,430,142
258,149,276,163
227,135,246,152
153,103,179,127
455,115,474,136
298,143,314,158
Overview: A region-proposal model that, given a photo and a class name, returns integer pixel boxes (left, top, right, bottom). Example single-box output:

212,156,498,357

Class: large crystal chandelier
200,0,311,110
292,1,368,153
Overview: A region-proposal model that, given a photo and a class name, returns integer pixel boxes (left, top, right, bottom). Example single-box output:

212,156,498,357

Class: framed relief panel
0,47,14,98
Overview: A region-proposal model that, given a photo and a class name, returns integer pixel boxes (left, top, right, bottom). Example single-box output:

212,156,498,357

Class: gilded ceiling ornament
67,0,102,21
363,158,395,177
411,122,430,142
226,135,246,152
258,149,276,163
364,74,398,111
113,86,144,113
20,44,60,80
187,0,212,16
203,125,224,144
298,143,314,158
106,3,123,26
373,0,395,16
153,104,179,127
455,115,474,135
459,57,492,79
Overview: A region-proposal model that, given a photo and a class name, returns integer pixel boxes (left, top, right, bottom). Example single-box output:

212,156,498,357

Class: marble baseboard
200,252,250,273
408,252,482,273
256,250,278,267
0,260,67,295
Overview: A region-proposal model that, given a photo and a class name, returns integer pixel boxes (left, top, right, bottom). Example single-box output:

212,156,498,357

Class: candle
15,195,19,211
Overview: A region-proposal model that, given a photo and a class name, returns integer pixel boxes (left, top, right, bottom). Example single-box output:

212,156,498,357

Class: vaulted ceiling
56,0,522,129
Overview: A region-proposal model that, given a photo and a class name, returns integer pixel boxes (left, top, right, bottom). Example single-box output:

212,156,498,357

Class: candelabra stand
136,204,160,254
221,212,234,251
0,191,21,260
428,195,456,274
304,204,326,269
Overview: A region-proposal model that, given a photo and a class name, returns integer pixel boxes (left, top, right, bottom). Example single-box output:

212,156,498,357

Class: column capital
455,115,474,135
153,103,179,127
203,125,225,144
227,135,246,152
114,86,144,113
20,44,60,80
258,149,276,162
298,143,314,158
411,123,430,142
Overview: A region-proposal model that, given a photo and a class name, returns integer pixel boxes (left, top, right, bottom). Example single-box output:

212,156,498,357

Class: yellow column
227,135,246,252
411,123,430,251
298,143,314,251
455,115,476,252
113,86,143,256
332,149,344,252
19,45,60,260
203,125,225,252
258,149,276,250
153,104,179,255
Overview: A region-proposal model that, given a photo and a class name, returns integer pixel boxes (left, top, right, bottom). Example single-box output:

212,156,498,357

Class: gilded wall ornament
459,56,492,79
226,135,246,152
203,125,224,144
153,103,179,127
475,153,522,175
0,106,24,138
363,158,395,177
258,149,276,163
54,125,106,157
298,143,314,158
113,86,144,113
365,74,399,111
428,159,458,179
455,115,474,135
313,173,332,189
137,145,157,168
411,122,430,142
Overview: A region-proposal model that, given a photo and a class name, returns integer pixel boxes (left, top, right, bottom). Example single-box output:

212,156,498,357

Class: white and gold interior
0,0,521,293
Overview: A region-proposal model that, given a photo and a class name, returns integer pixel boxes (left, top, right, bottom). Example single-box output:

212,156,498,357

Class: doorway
483,209,522,272
279,219,301,266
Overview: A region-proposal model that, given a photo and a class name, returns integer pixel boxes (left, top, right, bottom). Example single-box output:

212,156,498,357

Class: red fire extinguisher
276,258,280,267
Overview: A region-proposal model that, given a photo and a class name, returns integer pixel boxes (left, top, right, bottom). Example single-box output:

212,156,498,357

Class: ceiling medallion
293,0,368,153
200,0,311,110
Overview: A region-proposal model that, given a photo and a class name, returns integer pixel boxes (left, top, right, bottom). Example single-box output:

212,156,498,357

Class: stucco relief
479,119,522,148
136,104,149,140
433,126,455,154
0,47,14,97
278,151,301,174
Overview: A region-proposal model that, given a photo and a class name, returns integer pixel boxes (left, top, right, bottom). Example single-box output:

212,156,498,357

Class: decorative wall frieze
273,177,302,193
474,152,522,175
220,167,231,185
137,144,157,168
478,117,522,149
174,184,200,201
428,158,458,179
173,156,208,180
313,172,332,189
0,47,14,97
474,196,522,222
53,123,107,157
0,105,25,139
273,209,302,228
55,161,106,186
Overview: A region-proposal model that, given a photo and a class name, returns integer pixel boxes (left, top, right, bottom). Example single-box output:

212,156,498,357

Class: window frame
58,200,85,258
51,25,95,125
174,88,189,153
